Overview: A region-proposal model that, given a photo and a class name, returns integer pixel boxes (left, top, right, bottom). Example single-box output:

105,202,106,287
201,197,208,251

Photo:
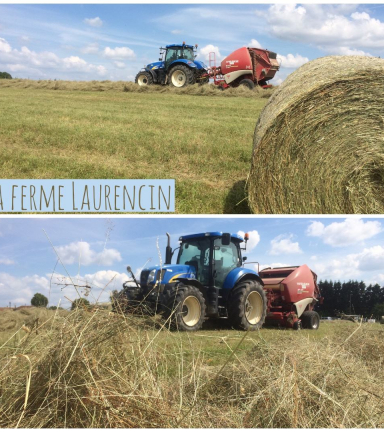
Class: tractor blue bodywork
140,43,208,85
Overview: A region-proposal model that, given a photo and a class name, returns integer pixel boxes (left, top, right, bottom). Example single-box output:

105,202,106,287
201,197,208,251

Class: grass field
0,82,270,213
1,307,383,428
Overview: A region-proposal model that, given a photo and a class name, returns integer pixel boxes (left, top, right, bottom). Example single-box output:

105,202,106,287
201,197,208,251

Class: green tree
0,72,12,79
372,303,384,319
71,297,91,310
31,293,48,307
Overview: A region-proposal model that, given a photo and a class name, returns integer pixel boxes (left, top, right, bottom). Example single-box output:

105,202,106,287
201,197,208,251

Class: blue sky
1,4,384,83
1,216,384,308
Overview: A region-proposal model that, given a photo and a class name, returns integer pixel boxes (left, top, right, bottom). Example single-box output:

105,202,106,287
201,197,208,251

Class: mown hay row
0,310,383,428
0,79,274,98
248,56,384,214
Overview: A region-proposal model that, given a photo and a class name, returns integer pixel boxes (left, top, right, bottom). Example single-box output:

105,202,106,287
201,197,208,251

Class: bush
31,293,48,308
71,298,91,311
0,72,12,79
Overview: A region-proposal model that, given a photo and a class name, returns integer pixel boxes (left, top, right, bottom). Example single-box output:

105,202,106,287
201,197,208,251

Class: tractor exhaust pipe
165,232,172,265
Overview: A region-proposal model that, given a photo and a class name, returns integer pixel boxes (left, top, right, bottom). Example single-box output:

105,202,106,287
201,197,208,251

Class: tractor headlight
147,269,157,284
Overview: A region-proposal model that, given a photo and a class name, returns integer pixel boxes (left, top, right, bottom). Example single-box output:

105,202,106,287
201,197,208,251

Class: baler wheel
301,311,320,330
166,284,206,331
168,64,195,88
239,79,255,90
228,280,267,330
135,71,153,86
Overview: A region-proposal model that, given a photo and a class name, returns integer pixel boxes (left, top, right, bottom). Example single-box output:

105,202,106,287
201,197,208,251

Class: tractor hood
147,61,164,70
140,264,197,286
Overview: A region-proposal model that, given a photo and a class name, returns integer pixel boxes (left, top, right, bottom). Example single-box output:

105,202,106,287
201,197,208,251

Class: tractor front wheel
301,311,320,330
166,284,206,331
168,65,195,88
228,280,267,330
135,71,153,86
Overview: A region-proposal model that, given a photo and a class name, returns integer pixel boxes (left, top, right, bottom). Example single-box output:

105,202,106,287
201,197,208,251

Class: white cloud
307,218,382,247
103,46,135,60
237,230,260,252
0,37,12,53
270,234,302,255
248,39,262,48
0,273,50,305
0,258,14,265
265,4,384,53
311,255,360,281
54,241,122,266
81,42,99,55
277,53,309,68
198,44,222,62
0,38,107,78
354,246,384,272
84,270,128,290
327,46,372,56
84,17,103,28
171,29,182,34
113,61,126,69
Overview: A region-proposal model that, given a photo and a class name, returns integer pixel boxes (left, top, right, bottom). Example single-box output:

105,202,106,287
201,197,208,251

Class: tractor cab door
213,238,242,288
165,47,182,70
177,237,211,286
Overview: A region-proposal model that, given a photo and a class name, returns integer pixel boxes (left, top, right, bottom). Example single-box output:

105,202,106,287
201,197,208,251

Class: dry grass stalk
0,308,383,428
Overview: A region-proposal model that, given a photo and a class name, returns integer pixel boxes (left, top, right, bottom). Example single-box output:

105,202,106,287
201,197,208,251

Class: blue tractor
135,42,209,88
115,232,267,331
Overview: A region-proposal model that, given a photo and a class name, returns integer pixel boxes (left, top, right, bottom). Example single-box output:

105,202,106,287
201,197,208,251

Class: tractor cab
161,43,197,70
176,232,245,289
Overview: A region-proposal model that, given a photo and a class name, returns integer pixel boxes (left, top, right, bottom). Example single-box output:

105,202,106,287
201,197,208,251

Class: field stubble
0,307,383,428
0,80,271,213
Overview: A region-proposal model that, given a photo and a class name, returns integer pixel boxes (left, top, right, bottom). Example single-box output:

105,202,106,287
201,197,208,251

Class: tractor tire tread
165,284,206,331
228,280,267,330
135,71,153,86
168,64,196,87
301,311,320,330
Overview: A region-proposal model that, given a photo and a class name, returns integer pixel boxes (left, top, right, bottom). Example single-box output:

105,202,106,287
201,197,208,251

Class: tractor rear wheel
228,280,267,330
168,65,195,88
301,311,320,330
166,284,206,331
135,71,153,86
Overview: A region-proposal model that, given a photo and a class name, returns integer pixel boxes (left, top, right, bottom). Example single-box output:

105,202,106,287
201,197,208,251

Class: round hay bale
248,56,384,214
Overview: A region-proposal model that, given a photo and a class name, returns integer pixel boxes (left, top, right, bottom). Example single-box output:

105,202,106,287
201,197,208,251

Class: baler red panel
281,265,316,303
220,47,252,75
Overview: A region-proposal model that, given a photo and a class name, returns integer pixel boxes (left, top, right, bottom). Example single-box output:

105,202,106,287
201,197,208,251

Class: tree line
0,72,12,79
318,280,384,318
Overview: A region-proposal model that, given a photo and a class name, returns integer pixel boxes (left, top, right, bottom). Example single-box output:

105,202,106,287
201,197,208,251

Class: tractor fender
173,277,207,297
168,59,198,69
222,267,264,291
144,68,158,83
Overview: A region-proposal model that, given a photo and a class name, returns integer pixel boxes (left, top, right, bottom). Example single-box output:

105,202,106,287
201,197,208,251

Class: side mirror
159,58,162,61
222,233,231,246
243,257,247,262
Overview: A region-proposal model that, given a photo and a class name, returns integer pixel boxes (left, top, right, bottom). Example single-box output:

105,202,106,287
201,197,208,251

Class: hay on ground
0,79,274,98
248,55,384,214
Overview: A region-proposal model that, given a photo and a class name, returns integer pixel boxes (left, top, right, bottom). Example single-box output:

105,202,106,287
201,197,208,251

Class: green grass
0,87,267,213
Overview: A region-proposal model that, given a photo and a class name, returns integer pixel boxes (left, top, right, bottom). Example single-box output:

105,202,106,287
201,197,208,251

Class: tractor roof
179,232,244,242
166,44,194,49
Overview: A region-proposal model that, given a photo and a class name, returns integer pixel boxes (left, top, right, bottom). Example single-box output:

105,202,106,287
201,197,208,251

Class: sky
1,216,384,308
0,4,384,83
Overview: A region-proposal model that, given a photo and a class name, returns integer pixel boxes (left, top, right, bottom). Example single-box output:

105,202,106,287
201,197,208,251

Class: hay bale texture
248,56,384,214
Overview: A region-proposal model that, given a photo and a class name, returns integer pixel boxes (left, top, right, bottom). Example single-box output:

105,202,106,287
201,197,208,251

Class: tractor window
165,47,194,65
177,238,211,285
213,239,241,288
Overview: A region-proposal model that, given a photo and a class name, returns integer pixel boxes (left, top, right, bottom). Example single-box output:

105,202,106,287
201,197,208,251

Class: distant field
0,308,383,428
0,82,270,213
